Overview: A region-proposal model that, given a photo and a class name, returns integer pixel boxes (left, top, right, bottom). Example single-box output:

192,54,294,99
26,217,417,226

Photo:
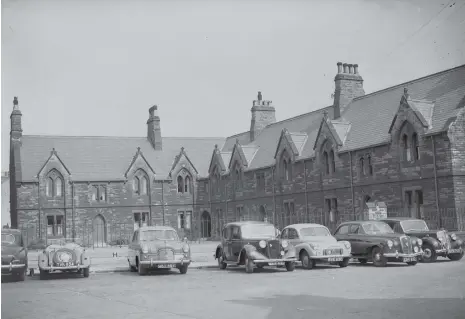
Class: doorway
92,215,106,247
200,211,212,238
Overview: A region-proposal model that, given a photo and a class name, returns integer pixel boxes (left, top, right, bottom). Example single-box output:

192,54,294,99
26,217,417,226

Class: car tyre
245,255,254,274
16,269,26,282
128,260,137,272
179,264,188,274
285,262,295,272
83,267,90,278
39,270,47,280
217,252,227,270
138,262,147,276
447,251,464,261
371,247,387,267
421,243,437,263
406,261,418,266
300,251,314,270
339,258,350,268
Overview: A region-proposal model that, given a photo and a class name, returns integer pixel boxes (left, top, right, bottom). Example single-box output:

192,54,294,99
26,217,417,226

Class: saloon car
334,221,424,267
128,226,191,276
1,229,28,282
38,241,91,279
381,217,464,262
214,221,297,273
281,223,352,269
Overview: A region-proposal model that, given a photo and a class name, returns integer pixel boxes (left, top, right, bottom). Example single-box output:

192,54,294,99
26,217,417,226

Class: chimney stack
9,97,23,229
332,62,365,119
250,91,276,141
337,62,343,73
147,105,162,150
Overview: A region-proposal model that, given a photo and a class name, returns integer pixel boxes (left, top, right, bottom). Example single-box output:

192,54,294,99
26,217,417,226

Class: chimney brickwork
333,62,365,119
9,97,22,229
250,91,276,141
147,105,162,150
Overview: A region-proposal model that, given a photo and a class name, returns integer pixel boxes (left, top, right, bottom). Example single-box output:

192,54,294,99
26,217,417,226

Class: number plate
328,257,343,262
403,257,416,263
268,262,285,266
448,249,462,254
157,264,175,268
58,262,71,267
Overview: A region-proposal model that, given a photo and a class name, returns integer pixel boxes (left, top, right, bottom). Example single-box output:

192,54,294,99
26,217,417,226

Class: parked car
128,226,191,276
214,221,297,273
281,223,352,269
381,217,464,262
1,229,27,282
38,241,91,279
334,221,423,267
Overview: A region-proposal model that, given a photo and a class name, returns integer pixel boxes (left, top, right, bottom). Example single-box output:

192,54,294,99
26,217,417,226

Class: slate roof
19,136,225,181
219,64,464,171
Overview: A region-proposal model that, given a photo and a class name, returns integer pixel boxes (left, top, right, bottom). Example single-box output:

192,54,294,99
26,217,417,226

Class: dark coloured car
214,221,297,273
381,218,464,263
1,229,28,282
334,221,424,267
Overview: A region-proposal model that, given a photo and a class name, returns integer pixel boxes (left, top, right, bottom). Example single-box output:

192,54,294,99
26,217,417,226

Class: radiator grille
400,236,412,254
323,248,342,255
157,249,174,260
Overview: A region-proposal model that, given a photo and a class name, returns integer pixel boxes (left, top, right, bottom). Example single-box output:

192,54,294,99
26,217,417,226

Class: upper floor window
280,152,292,181
91,185,107,202
402,134,411,162
177,170,192,194
367,155,373,175
185,176,191,193
329,150,336,173
323,151,329,175
133,172,149,195
401,130,421,163
256,172,265,192
45,171,63,198
177,175,184,193
359,154,373,176
359,157,365,175
412,133,420,161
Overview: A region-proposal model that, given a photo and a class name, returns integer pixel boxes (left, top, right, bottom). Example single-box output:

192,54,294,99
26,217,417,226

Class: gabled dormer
274,129,307,181
125,147,156,196
169,147,198,194
37,148,72,199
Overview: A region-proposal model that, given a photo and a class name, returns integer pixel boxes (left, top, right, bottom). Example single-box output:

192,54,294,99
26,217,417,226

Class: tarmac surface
2,256,465,319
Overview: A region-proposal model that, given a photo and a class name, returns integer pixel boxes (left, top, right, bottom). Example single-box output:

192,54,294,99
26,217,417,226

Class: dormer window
185,176,191,193
177,175,184,193
323,151,329,175
329,150,336,173
412,133,420,161
234,166,242,190
177,170,192,194
280,151,292,181
45,170,64,198
133,170,149,195
402,134,411,162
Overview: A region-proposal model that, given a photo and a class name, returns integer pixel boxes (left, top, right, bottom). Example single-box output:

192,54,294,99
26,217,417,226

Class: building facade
2,171,10,227
9,62,465,245
194,63,465,239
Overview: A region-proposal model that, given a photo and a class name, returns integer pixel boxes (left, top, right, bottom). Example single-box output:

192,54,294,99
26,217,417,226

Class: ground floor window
178,211,192,230
47,215,64,237
325,198,338,224
134,212,149,230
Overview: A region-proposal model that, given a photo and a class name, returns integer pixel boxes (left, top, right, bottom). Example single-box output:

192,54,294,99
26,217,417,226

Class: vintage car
38,241,91,279
127,225,191,276
281,223,352,269
381,217,464,262
214,221,297,273
1,229,28,282
334,221,424,267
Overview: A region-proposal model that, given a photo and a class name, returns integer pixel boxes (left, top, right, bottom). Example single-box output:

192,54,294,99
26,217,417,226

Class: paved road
2,258,465,319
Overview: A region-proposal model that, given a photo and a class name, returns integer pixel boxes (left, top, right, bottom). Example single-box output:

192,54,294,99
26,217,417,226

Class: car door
347,224,363,256
287,228,301,246
281,228,289,241
334,224,350,242
230,226,242,261
223,226,233,261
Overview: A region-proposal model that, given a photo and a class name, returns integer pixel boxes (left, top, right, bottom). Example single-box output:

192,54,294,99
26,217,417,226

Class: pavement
25,241,220,275
2,256,464,319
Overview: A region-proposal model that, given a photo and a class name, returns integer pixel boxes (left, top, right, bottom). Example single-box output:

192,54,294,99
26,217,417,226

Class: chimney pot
343,63,349,73
348,64,354,74
337,62,343,73
353,64,359,74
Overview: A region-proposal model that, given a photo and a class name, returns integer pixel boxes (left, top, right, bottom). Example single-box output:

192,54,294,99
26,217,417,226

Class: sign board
364,201,387,221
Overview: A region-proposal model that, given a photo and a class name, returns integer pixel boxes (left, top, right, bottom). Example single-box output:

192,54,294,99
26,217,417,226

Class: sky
1,0,465,174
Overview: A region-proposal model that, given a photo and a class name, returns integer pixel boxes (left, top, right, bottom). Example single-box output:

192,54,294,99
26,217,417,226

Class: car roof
225,221,273,227
381,217,422,222
138,225,176,231
337,220,388,227
1,228,22,235
284,223,329,231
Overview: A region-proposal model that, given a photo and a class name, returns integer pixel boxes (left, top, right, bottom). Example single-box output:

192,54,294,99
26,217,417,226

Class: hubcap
374,253,381,261
424,249,432,258
302,257,308,267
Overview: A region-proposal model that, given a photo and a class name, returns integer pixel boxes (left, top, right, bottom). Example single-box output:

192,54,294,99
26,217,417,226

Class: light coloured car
38,241,91,279
128,226,191,276
281,223,352,269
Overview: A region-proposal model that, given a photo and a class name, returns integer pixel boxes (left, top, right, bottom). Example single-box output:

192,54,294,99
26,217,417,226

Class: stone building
9,99,225,246
195,63,465,239
2,171,10,227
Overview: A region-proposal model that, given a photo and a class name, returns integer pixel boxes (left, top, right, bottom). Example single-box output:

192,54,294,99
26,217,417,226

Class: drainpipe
272,166,276,227
161,180,165,225
72,181,75,242
63,179,67,238
303,160,309,222
208,180,213,238
349,151,355,220
37,177,42,240
148,179,152,226
191,178,195,241
431,136,441,228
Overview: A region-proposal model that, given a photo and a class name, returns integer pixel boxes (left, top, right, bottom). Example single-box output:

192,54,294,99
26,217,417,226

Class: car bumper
1,263,26,272
309,254,351,260
39,264,90,271
139,259,191,267
253,258,297,264
384,251,423,258
444,248,463,254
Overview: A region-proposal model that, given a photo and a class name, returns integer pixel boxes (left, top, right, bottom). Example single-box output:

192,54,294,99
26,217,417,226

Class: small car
281,223,352,269
381,217,464,263
128,225,191,276
38,240,91,279
1,229,28,282
214,221,297,273
334,220,423,267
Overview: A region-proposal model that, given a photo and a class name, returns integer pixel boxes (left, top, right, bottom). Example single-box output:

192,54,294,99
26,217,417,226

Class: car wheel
217,253,227,270
339,258,350,268
285,262,295,272
406,261,418,266
244,255,254,274
371,247,387,267
39,270,47,280
447,251,464,261
83,267,90,278
256,264,264,269
16,269,26,282
128,260,137,272
300,251,314,270
358,259,368,264
421,243,437,263
179,264,188,274
138,262,147,276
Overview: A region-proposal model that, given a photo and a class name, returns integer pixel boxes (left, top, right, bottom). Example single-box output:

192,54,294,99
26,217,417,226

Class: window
256,172,265,192
234,167,242,190
222,226,230,240
133,176,140,194
177,175,184,193
46,174,63,198
402,134,411,162
349,224,360,234
367,155,373,176
405,191,413,208
231,226,241,239
55,178,63,197
329,150,336,173
359,157,365,175
177,211,192,230
236,206,244,221
184,176,191,194
288,228,299,239
46,177,53,197
134,212,149,229
323,151,329,175
47,215,64,237
325,198,338,223
141,176,148,195
335,224,349,235
412,133,420,161
91,185,107,202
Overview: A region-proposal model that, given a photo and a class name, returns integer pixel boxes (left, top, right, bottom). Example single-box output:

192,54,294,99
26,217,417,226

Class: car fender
38,250,48,269
80,250,91,267
295,242,314,258
238,244,259,263
421,236,440,247
214,244,224,259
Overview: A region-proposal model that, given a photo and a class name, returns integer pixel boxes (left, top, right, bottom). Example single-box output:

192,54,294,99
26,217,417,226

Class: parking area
2,257,465,319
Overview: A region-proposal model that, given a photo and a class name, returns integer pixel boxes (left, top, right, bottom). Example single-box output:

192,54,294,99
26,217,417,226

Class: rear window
1,233,17,245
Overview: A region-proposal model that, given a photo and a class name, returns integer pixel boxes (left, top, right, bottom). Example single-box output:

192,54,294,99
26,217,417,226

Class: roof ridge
352,64,465,102
22,135,225,140
264,105,333,128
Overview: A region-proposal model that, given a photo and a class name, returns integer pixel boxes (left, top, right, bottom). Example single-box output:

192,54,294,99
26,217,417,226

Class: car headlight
259,240,267,249
387,240,393,249
182,244,190,253
343,241,351,249
281,240,289,248
417,239,422,246
141,245,148,254
414,246,419,253
450,233,457,241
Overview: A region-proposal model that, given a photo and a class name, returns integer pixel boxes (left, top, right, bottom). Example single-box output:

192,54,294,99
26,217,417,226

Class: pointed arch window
46,177,54,197
359,157,365,175
402,134,411,162
55,178,63,197
177,175,184,193
45,171,64,198
184,176,191,193
367,155,373,176
329,150,336,173
133,176,141,194
412,133,420,161
141,176,148,195
323,151,329,175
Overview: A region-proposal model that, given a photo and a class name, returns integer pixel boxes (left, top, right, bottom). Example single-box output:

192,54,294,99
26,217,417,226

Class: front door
229,226,242,261
347,224,363,256
287,228,301,246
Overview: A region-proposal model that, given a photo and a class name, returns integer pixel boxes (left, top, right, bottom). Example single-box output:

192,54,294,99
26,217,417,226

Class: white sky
1,0,465,176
